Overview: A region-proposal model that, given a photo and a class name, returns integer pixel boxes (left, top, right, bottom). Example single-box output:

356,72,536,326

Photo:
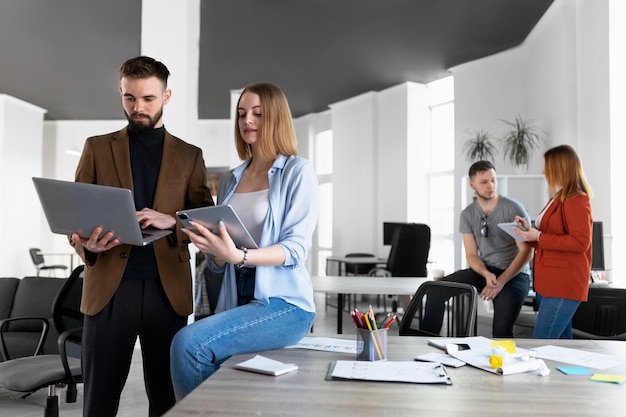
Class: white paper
449,349,544,375
414,352,466,368
330,360,451,384
234,355,298,376
534,345,626,370
287,336,357,354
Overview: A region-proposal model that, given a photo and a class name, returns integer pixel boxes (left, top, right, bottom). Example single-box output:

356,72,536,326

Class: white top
229,189,269,246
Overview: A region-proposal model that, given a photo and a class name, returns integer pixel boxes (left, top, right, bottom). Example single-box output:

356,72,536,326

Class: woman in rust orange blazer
514,144,593,339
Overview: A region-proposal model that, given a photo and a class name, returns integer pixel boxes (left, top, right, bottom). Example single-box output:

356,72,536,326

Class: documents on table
327,360,452,384
533,345,626,370
429,336,546,376
414,352,466,368
287,336,357,354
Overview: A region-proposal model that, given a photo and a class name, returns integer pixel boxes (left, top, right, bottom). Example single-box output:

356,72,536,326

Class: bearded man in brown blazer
70,56,213,417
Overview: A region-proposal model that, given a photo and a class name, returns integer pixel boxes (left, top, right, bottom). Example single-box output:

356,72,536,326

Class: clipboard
176,204,258,248
325,360,452,385
497,222,527,242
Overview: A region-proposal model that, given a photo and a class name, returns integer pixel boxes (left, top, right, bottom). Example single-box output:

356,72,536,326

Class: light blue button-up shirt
207,154,319,313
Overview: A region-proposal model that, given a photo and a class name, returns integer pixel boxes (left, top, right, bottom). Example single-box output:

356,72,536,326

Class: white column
0,94,47,276
141,0,201,145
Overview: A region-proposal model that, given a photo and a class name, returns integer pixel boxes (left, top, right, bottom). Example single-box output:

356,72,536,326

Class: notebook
234,355,298,376
175,205,258,249
32,177,172,246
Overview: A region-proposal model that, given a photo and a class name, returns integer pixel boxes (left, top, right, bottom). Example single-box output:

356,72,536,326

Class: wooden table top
167,337,626,417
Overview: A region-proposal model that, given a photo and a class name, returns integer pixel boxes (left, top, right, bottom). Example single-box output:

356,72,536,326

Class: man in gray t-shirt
422,161,532,338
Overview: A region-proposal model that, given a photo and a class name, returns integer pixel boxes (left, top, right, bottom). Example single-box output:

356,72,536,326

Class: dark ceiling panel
0,0,553,121
0,0,141,120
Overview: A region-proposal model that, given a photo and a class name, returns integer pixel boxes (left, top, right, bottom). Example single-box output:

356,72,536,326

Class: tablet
497,222,527,242
176,205,258,249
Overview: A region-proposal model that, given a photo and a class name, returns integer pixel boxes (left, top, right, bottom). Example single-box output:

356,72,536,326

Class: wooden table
311,275,428,334
167,337,626,417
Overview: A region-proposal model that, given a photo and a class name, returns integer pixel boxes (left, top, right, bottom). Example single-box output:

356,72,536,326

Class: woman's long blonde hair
234,83,298,161
543,144,593,201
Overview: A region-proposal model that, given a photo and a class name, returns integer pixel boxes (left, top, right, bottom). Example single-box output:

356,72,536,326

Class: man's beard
126,108,163,133
475,190,496,201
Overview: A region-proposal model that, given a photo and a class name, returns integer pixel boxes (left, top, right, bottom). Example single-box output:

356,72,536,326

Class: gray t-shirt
460,195,531,274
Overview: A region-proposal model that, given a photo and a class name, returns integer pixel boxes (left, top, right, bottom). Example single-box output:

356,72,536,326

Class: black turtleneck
124,126,165,279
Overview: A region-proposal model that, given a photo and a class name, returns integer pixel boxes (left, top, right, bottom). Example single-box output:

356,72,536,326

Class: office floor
0,292,495,417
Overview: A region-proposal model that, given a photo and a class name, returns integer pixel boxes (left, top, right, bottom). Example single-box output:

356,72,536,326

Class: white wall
0,95,46,276
328,82,433,259
451,0,616,284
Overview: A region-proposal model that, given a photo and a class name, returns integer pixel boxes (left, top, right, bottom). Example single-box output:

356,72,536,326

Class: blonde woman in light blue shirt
170,83,318,400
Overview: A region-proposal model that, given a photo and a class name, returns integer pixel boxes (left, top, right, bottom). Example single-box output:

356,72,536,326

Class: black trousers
82,279,187,417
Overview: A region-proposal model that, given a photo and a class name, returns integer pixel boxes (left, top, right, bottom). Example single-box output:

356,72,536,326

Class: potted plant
501,115,544,171
462,128,498,162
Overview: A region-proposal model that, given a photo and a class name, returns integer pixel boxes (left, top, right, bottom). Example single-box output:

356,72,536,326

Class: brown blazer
70,127,214,316
531,194,592,302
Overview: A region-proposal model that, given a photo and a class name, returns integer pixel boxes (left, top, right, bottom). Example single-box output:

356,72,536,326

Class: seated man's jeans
532,293,580,339
420,267,530,338
170,297,315,400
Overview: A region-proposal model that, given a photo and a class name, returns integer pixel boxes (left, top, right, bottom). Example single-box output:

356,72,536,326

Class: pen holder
356,328,388,361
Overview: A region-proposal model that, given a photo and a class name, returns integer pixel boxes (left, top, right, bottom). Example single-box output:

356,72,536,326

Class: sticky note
557,367,593,375
590,374,625,384
491,340,517,354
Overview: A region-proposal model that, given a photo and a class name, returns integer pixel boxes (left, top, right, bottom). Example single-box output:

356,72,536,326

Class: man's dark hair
119,56,170,85
468,160,496,178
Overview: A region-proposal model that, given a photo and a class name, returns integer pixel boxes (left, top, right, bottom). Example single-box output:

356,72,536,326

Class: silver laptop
32,177,172,246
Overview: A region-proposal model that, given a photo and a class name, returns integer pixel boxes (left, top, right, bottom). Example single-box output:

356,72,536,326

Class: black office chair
0,265,84,417
368,223,431,312
29,248,68,277
399,280,478,337
572,286,626,340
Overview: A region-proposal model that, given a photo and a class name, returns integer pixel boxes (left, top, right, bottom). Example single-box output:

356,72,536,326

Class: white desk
167,337,626,417
325,255,386,276
311,275,428,333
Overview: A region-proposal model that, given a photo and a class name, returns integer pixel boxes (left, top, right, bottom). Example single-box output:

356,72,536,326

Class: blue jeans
170,298,315,400
532,293,581,339
422,267,530,338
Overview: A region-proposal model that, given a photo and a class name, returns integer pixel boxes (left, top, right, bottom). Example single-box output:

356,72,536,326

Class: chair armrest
58,327,82,383
0,316,49,361
572,328,626,340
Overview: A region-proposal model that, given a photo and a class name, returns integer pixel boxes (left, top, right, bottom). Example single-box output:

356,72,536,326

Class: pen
383,314,397,329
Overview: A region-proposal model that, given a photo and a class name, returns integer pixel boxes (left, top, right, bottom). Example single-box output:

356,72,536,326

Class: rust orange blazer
70,127,214,316
530,194,592,302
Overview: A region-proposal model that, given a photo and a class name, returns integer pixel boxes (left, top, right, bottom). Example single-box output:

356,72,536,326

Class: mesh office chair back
572,287,626,340
400,280,478,337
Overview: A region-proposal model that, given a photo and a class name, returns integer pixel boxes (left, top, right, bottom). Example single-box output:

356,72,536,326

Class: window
427,76,455,275
312,129,333,276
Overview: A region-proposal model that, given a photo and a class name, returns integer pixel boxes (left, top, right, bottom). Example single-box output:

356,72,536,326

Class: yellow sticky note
590,374,625,384
491,340,517,354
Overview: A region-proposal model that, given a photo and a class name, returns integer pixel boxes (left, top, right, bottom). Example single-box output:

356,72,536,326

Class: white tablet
176,205,258,249
497,222,527,242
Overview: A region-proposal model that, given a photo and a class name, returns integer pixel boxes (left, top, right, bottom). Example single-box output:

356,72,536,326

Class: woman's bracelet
236,247,248,268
